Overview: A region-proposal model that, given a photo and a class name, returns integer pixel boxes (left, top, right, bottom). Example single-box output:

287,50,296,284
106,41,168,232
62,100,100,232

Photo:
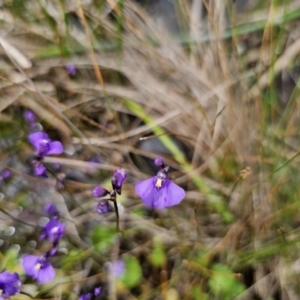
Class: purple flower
0,271,21,299
23,110,37,124
40,219,65,244
0,170,11,182
45,203,60,219
135,168,185,209
66,64,76,76
79,287,102,300
28,132,64,158
154,157,165,168
93,186,109,198
32,160,47,177
96,199,111,214
23,254,55,283
79,292,92,300
111,168,127,195
112,260,125,278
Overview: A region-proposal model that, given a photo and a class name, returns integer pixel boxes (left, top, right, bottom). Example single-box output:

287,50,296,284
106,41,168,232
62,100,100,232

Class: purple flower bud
40,219,65,244
135,168,185,209
93,186,109,198
22,254,55,283
52,163,61,171
0,271,21,298
111,168,127,195
24,110,37,123
32,160,47,177
44,203,60,219
49,247,58,256
0,169,11,182
96,200,111,214
154,157,165,168
94,287,102,296
112,260,125,278
79,292,92,300
66,64,76,76
79,287,102,300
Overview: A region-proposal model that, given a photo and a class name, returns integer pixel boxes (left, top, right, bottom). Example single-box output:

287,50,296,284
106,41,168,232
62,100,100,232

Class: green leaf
190,286,209,300
120,255,142,288
61,249,81,269
91,226,117,252
1,248,19,271
150,238,166,267
208,264,245,300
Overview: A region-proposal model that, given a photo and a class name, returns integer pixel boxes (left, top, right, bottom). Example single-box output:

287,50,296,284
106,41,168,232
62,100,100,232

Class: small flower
154,157,165,168
23,110,37,124
96,199,111,214
135,166,185,209
40,219,65,244
32,160,47,177
79,287,102,300
0,170,11,182
93,186,109,198
111,168,127,195
28,132,64,159
23,254,55,283
66,64,76,76
112,260,125,278
0,271,21,299
94,287,102,296
79,292,92,300
44,203,60,219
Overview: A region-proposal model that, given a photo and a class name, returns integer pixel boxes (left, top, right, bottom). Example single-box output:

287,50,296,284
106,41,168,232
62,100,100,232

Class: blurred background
1,0,300,299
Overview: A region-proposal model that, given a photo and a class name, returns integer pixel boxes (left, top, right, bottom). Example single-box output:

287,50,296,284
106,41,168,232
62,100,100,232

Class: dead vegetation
1,0,300,299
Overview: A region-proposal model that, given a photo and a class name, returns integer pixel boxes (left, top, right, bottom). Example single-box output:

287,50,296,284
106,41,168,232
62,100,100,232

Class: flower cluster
20,109,186,298
0,271,21,299
93,168,127,215
135,157,186,209
22,203,64,283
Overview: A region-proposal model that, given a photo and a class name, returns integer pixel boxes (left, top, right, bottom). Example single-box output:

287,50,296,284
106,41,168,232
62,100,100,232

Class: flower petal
164,180,185,207
135,177,156,207
22,255,38,277
36,264,56,283
47,141,63,155
28,132,49,150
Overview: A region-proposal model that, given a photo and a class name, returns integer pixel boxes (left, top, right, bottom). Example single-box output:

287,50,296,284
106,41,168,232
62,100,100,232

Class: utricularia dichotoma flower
40,203,65,252
93,168,127,215
28,132,63,176
135,157,185,209
23,204,64,283
79,287,102,300
22,254,55,284
0,271,21,299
